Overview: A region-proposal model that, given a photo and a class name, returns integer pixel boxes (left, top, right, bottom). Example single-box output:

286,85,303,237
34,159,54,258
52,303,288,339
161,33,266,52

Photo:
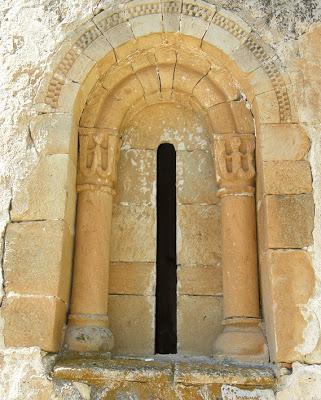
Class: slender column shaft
64,129,120,354
221,195,259,320
213,133,267,362
70,190,112,316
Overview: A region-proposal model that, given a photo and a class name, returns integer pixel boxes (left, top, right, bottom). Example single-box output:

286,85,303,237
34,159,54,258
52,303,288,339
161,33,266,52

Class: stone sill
52,355,275,393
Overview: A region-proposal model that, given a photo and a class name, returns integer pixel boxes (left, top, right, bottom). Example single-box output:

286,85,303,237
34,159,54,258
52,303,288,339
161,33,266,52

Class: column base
213,318,268,363
64,313,114,353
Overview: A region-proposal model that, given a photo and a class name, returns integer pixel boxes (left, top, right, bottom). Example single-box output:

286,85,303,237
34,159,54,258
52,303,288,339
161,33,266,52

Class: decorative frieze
43,2,292,123
77,128,120,192
213,134,255,196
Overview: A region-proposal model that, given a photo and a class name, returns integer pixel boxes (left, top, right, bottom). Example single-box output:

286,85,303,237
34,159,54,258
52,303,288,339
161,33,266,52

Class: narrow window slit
155,143,177,354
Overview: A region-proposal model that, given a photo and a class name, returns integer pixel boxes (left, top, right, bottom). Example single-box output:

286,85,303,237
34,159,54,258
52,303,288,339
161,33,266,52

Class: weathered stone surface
178,204,221,265
109,262,155,295
177,150,217,205
114,148,156,205
263,161,312,194
3,296,66,352
110,204,156,262
11,155,77,226
122,102,210,151
108,295,155,355
268,250,314,362
265,194,314,248
4,220,73,301
177,295,223,356
178,265,223,296
258,124,310,161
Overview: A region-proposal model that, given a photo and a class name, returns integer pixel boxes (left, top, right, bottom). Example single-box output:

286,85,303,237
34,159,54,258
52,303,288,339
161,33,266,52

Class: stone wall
0,0,321,399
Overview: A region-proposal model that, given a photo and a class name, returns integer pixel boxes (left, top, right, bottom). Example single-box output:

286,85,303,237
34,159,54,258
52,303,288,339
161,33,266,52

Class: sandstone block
4,221,73,302
29,113,77,160
268,250,314,362
130,13,163,37
122,102,210,151
208,103,236,133
110,205,156,262
114,149,156,205
178,265,223,296
178,205,221,265
3,296,66,352
109,262,155,295
108,295,154,355
230,101,255,134
66,53,96,84
204,22,240,56
258,123,310,161
193,76,225,108
103,22,135,50
177,150,217,205
265,194,314,248
263,161,312,194
11,155,76,226
177,295,223,356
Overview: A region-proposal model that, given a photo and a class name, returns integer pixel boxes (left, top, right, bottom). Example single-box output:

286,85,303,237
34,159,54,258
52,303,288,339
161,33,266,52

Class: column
213,134,268,362
64,128,120,354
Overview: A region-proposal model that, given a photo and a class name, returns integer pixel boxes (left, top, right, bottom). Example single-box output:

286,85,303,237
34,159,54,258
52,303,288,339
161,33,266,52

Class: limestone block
265,194,314,248
122,102,210,151
108,295,155,355
110,205,156,262
230,44,261,73
109,262,155,295
29,113,77,161
177,295,223,356
66,53,96,84
114,149,156,205
129,13,163,37
268,250,314,362
248,67,274,100
203,8,250,57
208,103,236,134
177,205,221,265
11,155,76,227
3,296,66,352
258,123,310,161
4,221,73,302
263,161,312,194
104,22,135,50
83,34,113,62
180,14,210,39
178,265,222,296
221,385,275,399
253,91,280,124
177,150,217,205
162,4,180,32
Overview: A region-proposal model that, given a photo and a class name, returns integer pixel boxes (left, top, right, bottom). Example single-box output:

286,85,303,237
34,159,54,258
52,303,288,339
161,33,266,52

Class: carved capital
213,134,255,196
77,128,120,192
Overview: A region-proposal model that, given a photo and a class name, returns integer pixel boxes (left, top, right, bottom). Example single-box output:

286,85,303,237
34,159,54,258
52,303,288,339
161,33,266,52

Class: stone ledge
52,356,275,392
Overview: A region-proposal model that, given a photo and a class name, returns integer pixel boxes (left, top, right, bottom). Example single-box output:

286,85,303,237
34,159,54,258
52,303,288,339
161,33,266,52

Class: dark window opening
155,143,177,354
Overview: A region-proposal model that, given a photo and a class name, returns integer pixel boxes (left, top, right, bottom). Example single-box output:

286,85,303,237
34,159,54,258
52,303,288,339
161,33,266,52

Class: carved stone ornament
213,134,255,196
77,128,120,192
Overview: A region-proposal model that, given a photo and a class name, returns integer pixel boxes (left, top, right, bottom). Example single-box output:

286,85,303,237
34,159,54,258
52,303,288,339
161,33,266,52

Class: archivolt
41,0,292,125
80,36,255,137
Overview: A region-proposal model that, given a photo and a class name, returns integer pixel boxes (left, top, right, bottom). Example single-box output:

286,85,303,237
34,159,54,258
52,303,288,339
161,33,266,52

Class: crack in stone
0,197,12,307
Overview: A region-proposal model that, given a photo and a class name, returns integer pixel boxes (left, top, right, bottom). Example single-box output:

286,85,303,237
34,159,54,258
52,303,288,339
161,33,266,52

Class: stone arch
26,0,312,364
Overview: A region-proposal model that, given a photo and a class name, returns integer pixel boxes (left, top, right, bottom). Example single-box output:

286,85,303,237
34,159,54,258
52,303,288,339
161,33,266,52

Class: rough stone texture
263,161,312,195
177,295,223,356
0,0,321,398
264,194,314,249
108,294,155,355
2,296,66,352
4,220,73,301
268,250,315,362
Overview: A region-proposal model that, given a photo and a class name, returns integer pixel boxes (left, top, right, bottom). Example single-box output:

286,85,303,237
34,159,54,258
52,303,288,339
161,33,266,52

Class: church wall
0,0,321,399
